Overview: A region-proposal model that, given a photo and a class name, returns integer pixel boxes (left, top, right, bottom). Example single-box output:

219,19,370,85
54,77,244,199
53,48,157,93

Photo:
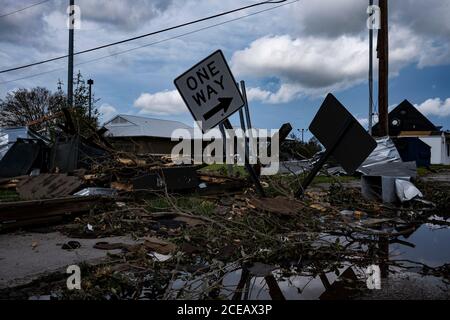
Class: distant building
372,100,450,165
104,115,194,155
400,131,450,165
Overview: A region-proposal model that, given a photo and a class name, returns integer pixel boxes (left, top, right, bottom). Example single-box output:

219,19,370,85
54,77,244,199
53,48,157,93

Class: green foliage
0,190,20,202
199,164,248,177
281,135,322,160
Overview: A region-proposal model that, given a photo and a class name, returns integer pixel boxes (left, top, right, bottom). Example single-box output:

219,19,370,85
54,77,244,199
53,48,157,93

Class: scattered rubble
0,103,449,301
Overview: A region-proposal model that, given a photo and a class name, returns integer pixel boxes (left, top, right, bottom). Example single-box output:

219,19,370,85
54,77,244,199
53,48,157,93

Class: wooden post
67,0,75,108
368,0,374,135
378,0,389,137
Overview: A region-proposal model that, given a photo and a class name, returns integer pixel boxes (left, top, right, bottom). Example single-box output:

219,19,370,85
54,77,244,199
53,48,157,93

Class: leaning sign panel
174,50,244,132
309,94,377,175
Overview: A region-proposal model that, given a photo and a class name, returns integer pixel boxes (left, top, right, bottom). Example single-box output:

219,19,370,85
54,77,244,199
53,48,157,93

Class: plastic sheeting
358,137,402,174
74,188,118,197
359,161,417,178
395,179,423,202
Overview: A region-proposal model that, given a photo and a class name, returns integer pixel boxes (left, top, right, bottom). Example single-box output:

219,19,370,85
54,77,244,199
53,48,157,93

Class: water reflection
167,221,450,300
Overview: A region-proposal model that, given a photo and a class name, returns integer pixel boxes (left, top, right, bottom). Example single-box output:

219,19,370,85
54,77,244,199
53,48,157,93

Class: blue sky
1,0,449,140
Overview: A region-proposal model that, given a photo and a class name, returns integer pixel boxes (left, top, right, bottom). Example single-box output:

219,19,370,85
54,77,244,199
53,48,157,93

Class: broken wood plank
16,174,83,200
0,196,106,230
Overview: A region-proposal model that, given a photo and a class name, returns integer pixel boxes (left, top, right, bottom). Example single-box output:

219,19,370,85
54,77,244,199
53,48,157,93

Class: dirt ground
0,169,449,300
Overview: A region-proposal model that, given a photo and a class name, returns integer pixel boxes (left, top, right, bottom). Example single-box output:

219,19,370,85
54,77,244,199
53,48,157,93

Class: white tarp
395,179,423,202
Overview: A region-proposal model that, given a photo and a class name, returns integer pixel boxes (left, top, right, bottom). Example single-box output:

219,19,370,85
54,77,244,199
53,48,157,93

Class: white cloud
232,34,368,89
246,87,271,103
415,98,450,117
99,103,118,122
1,0,450,112
247,84,304,104
232,34,370,101
133,90,187,115
289,0,367,37
232,21,450,104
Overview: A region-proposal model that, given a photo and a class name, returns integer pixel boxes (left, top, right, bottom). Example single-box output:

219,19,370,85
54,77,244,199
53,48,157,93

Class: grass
145,196,216,216
310,175,358,185
0,190,20,202
199,164,248,178
418,165,450,177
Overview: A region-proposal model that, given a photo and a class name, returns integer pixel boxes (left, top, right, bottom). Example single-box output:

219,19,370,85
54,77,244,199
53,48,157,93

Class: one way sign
174,50,245,132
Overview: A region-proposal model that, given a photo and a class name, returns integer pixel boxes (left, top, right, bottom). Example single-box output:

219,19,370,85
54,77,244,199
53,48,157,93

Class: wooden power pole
377,0,389,137
67,0,75,108
368,0,374,135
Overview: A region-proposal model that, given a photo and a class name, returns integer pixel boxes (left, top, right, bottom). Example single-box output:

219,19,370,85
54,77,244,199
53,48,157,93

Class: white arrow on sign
174,50,245,132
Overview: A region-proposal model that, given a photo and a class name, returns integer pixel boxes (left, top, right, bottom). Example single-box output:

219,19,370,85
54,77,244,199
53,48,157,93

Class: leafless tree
0,72,100,133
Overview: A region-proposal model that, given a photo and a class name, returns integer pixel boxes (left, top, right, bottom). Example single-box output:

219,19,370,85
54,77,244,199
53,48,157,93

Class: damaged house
0,127,50,178
372,99,450,165
104,115,194,155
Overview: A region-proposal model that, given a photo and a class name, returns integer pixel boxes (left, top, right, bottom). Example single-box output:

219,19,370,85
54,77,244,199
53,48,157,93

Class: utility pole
378,0,389,137
368,0,374,135
87,79,94,120
298,129,307,143
67,0,75,108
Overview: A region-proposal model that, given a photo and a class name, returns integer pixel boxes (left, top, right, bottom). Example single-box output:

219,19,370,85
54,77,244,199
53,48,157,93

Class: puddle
166,221,450,300
390,224,450,267
15,214,450,300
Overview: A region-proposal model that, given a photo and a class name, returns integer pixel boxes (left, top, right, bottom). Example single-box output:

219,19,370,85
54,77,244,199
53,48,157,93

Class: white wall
444,138,450,165
420,135,450,165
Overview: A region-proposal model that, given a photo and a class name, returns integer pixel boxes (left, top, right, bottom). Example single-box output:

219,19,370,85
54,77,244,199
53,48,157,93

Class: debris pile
0,94,448,300
0,110,249,231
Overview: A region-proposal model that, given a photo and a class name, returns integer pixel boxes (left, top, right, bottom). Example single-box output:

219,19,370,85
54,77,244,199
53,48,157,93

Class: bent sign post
174,50,265,197
174,50,245,132
295,93,377,198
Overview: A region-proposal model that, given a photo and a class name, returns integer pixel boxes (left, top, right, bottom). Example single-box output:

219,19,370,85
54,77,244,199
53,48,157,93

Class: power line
0,0,52,18
0,0,299,85
0,0,287,75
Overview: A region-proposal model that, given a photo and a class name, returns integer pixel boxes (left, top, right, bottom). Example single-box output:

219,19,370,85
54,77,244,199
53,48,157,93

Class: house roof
104,114,194,139
372,100,438,136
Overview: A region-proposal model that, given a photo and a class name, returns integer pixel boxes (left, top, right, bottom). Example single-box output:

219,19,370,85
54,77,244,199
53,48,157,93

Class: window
391,119,400,127
447,143,450,157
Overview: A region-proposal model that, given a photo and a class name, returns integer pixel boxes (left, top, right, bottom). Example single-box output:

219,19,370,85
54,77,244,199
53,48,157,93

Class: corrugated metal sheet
0,127,49,161
104,115,194,139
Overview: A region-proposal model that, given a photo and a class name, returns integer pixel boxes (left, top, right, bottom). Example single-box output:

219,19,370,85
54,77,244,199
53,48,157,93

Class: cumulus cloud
133,90,187,115
2,0,450,113
415,98,450,117
0,2,51,47
390,0,450,38
99,103,118,122
232,20,450,103
75,0,172,30
246,84,304,104
232,34,369,101
290,0,367,37
289,0,450,40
